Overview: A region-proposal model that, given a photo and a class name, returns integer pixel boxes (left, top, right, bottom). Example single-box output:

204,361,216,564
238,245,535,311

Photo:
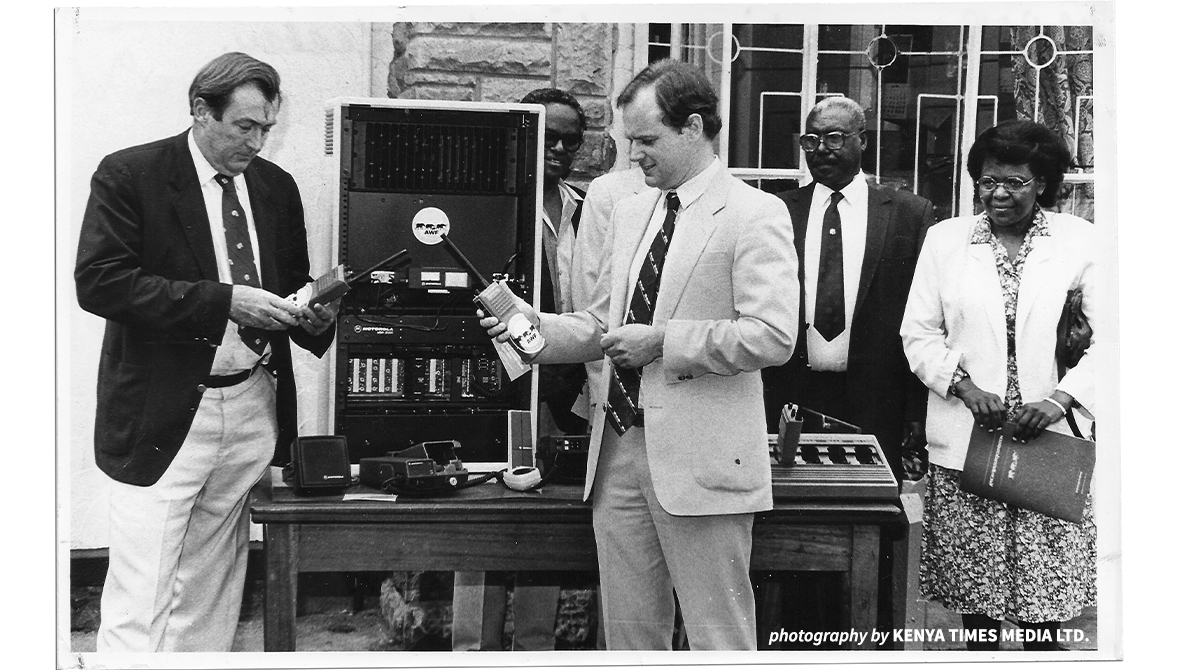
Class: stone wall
385,22,619,184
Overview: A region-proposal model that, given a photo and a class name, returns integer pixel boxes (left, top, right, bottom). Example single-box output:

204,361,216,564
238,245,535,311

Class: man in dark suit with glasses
763,95,935,482
760,95,935,645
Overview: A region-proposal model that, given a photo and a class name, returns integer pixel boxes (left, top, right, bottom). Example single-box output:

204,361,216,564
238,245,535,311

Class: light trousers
592,425,758,650
451,571,562,650
97,368,276,652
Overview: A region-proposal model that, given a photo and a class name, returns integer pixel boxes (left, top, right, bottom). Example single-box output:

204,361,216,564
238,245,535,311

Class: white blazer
901,211,1099,471
535,168,799,515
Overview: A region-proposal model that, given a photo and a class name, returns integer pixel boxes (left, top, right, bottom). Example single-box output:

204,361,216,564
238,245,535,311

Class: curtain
1010,26,1094,221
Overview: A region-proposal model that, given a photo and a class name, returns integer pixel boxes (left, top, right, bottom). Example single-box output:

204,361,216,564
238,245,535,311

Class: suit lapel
968,238,1007,350
609,189,662,328
854,185,891,319
171,132,221,282
783,185,812,257
1015,223,1056,339
782,185,813,356
655,170,727,319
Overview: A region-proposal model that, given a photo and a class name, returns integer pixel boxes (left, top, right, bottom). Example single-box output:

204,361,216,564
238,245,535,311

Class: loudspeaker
288,435,351,495
508,409,534,469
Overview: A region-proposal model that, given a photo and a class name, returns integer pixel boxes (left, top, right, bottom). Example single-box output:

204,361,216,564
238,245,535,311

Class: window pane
1056,182,1095,223
976,25,1094,220
729,23,805,170
978,25,1094,172
649,22,672,62
818,24,855,51
743,178,801,195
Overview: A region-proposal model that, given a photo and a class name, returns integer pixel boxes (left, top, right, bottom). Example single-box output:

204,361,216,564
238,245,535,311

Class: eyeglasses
800,131,862,153
544,130,584,152
976,175,1037,192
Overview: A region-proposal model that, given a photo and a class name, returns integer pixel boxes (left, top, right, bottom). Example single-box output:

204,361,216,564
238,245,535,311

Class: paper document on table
342,492,399,502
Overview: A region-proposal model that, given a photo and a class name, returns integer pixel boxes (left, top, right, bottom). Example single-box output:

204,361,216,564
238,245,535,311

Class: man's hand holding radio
296,300,340,336
478,291,538,343
230,285,303,330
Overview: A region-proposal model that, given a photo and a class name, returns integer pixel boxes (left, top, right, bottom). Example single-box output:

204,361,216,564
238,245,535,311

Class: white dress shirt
188,130,270,375
803,171,869,371
625,157,722,301
541,179,584,314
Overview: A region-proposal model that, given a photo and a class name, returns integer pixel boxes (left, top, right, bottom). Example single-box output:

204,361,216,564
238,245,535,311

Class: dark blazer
762,181,935,476
75,131,334,486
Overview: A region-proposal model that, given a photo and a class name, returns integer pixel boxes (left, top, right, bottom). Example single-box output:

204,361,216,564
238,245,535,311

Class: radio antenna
438,234,491,289
348,249,410,284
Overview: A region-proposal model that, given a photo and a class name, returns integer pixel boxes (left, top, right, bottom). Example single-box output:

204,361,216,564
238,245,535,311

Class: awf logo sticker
412,207,450,245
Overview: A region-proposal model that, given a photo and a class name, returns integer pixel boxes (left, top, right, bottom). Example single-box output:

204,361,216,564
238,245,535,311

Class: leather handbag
1055,288,1091,375
1055,288,1093,438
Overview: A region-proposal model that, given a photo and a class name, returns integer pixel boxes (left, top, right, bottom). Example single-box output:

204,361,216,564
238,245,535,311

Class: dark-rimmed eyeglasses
800,131,862,153
544,130,584,152
976,175,1037,192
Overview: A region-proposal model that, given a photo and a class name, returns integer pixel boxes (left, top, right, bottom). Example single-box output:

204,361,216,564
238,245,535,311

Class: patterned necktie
214,173,269,356
605,191,680,435
814,190,845,341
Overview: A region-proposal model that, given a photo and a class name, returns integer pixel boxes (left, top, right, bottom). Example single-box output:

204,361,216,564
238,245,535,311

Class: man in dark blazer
763,96,935,481
757,96,935,647
75,52,337,652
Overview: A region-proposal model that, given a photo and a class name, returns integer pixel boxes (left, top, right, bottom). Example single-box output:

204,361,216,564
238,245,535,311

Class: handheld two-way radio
288,249,411,309
439,234,545,357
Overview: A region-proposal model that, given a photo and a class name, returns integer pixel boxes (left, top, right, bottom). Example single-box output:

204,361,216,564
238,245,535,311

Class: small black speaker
287,435,351,495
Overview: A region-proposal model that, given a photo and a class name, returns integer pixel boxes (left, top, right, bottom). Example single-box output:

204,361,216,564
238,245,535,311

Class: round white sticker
507,314,545,355
411,207,450,245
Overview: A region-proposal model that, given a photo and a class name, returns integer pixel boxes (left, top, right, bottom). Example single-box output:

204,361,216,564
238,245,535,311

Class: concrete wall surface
58,13,373,549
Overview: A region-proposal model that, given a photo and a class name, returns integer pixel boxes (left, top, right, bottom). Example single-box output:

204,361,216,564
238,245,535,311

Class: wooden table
251,472,910,651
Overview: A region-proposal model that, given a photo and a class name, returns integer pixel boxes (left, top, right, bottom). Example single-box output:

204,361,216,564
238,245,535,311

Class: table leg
893,491,927,650
848,524,880,649
263,523,298,652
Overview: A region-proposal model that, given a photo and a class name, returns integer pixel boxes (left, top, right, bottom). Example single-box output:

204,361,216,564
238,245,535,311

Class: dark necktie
814,190,845,341
605,191,680,436
214,174,269,356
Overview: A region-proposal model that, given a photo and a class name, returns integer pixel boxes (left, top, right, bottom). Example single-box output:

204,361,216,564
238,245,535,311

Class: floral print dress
919,209,1097,623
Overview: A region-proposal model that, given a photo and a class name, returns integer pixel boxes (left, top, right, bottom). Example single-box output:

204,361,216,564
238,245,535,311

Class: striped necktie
605,191,680,435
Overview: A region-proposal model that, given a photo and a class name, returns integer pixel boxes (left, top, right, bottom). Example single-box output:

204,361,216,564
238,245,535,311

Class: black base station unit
325,98,545,472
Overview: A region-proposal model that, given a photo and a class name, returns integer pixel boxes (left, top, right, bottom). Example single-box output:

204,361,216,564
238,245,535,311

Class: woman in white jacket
901,120,1096,651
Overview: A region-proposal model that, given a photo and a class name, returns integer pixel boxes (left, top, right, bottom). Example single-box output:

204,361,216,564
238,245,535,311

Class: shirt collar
667,156,721,209
812,171,867,208
971,206,1051,244
556,179,583,207
188,128,229,187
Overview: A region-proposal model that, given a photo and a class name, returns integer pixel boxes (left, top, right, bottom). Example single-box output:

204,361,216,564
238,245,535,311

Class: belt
633,410,644,428
203,368,253,389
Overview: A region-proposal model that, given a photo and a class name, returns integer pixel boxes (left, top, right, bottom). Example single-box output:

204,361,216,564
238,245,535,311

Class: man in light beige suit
484,60,798,650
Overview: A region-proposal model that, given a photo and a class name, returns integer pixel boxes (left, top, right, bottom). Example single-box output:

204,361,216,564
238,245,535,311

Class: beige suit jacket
571,167,651,405
536,167,799,515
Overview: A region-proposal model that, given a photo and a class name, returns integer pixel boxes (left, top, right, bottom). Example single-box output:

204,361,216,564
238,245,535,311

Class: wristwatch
949,366,970,397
